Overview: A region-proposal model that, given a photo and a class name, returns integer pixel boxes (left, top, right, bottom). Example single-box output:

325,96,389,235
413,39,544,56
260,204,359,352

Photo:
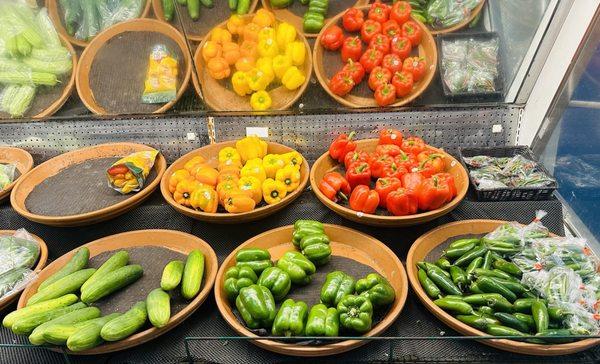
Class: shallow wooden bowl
261,0,369,38
0,147,34,203
18,229,218,355
46,0,152,48
406,219,600,356
194,14,312,111
152,0,259,42
313,6,437,108
76,18,192,115
310,139,468,227
215,224,408,356
10,142,166,227
0,231,48,312
161,140,309,223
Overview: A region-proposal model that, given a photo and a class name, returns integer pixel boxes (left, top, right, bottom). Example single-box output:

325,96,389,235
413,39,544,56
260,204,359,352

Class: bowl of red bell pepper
309,128,468,227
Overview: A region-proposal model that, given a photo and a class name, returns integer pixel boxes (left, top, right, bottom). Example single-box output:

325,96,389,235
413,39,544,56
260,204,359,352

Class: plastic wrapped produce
106,150,159,194
0,229,40,300
426,0,482,29
0,163,16,189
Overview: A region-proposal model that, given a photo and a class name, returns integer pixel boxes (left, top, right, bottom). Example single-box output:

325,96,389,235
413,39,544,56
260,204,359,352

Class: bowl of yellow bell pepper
160,136,310,223
193,9,313,112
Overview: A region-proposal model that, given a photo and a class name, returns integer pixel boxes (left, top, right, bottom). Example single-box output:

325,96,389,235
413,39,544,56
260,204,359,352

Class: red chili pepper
379,128,403,146
319,172,351,202
401,136,426,155
368,33,391,54
107,164,129,176
368,1,390,23
394,150,417,170
386,188,418,216
417,175,452,211
403,57,427,82
375,144,402,157
329,70,355,96
368,66,392,91
401,172,424,193
346,161,372,189
341,36,363,63
349,185,380,214
390,1,412,24
342,8,365,32
391,70,414,97
374,83,396,107
328,131,357,163
360,19,382,43
370,154,394,179
344,150,370,170
382,53,403,74
321,25,344,51
390,36,411,60
402,20,422,46
380,161,408,179
382,19,401,38
433,172,457,202
375,177,402,208
341,59,366,84
360,48,384,74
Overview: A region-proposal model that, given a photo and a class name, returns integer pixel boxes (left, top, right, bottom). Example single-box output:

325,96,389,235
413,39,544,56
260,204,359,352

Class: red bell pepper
433,172,457,202
329,131,357,163
375,144,402,157
417,151,445,177
349,185,379,214
402,20,422,46
380,161,408,179
390,1,412,24
379,128,403,146
107,165,129,176
321,25,344,51
342,8,365,32
360,48,384,74
368,1,390,23
391,70,414,97
344,150,370,170
390,36,411,60
394,150,417,171
341,36,363,62
375,177,402,208
401,172,424,193
386,188,418,216
329,70,355,96
342,59,365,84
368,66,392,91
360,20,382,43
382,20,401,38
401,136,426,155
382,53,403,74
346,161,372,189
319,172,351,202
370,154,394,178
374,83,396,107
368,33,391,54
417,175,452,211
403,57,427,82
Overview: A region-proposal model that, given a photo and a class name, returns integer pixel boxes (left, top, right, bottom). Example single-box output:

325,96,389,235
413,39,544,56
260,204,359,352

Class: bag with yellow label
142,45,179,104
107,150,159,194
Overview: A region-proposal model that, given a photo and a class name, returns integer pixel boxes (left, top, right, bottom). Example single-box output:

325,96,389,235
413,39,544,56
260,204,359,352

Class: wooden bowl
18,229,218,355
76,18,192,115
406,219,600,356
194,14,313,111
310,139,468,227
0,230,48,312
313,6,437,108
152,0,259,42
0,147,34,203
215,224,408,356
160,140,309,223
10,142,167,227
46,0,152,48
260,0,369,38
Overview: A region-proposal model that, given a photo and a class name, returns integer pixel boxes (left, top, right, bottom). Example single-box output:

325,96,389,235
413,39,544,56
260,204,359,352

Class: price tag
246,127,269,138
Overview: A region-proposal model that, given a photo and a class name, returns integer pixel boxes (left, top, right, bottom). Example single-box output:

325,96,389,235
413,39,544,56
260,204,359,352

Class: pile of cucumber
161,0,251,22
3,246,205,352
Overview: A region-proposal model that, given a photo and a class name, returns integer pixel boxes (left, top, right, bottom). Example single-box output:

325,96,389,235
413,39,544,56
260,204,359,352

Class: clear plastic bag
0,84,36,118
0,229,40,275
0,162,17,189
71,0,144,41
427,0,482,30
0,267,35,299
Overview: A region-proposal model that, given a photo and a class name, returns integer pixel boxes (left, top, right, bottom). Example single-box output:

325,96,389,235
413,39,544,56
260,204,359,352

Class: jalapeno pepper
450,266,468,290
423,262,451,278
482,250,494,270
493,259,522,278
486,324,527,337
548,307,566,322
477,277,517,302
465,256,483,276
469,281,484,294
456,314,499,330
448,238,481,249
531,300,549,334
435,257,451,270
418,268,441,299
513,313,535,331
427,268,462,295
477,306,494,316
320,271,356,307
434,297,473,315
464,293,513,313
444,242,476,259
454,245,488,267
487,277,526,296
473,268,519,283
493,312,531,333
513,298,539,313
535,329,575,343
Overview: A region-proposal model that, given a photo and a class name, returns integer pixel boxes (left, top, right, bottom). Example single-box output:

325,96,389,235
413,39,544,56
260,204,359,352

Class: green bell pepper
270,0,292,9
337,294,373,333
305,304,339,337
235,284,276,329
355,273,395,307
320,271,355,307
292,226,324,248
294,219,324,230
299,233,331,265
276,251,316,285
308,1,328,16
257,267,291,301
303,12,325,33
236,248,273,275
271,298,308,337
224,266,258,301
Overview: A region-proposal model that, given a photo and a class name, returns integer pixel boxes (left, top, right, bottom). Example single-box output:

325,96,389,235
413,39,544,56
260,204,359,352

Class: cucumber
27,268,96,306
160,260,184,291
81,265,143,304
162,0,175,21
3,294,78,328
147,288,170,328
200,0,213,8
188,0,200,20
30,307,101,345
66,313,121,352
11,302,87,335
100,301,147,341
39,247,89,291
177,0,187,4
16,35,32,58
81,251,129,292
181,250,205,300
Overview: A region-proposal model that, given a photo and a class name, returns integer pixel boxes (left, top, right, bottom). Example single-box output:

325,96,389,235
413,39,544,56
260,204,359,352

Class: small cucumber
100,301,147,341
66,313,120,352
162,0,175,21
188,0,200,20
27,268,96,306
81,265,143,304
160,260,184,291
32,307,101,345
81,251,129,292
39,247,89,291
11,302,87,335
181,250,205,300
3,294,78,328
147,288,170,328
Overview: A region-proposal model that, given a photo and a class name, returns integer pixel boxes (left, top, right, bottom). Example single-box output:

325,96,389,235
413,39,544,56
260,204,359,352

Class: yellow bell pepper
250,91,272,111
256,57,275,84
217,172,239,184
238,176,262,204
281,66,305,91
252,9,275,28
244,157,263,167
272,54,292,80
243,22,261,42
216,180,239,204
202,41,222,62
184,156,206,173
235,56,255,73
168,169,192,193
207,57,231,80
190,185,218,213
262,154,285,178
223,191,256,213
276,22,297,50
285,41,306,66
257,38,279,58
275,164,301,192
258,27,276,42
231,71,252,97
190,165,219,187
218,159,242,173
173,179,204,207
247,68,271,92
262,178,288,205
236,136,268,162
241,160,267,182
226,14,246,35
218,146,241,164
282,151,303,169
211,28,232,44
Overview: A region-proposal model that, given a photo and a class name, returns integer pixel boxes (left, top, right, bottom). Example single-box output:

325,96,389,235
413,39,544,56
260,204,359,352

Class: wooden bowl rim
0,147,34,202
17,229,219,355
10,142,166,225
75,18,192,115
406,219,600,356
160,140,310,222
214,223,409,356
313,5,437,108
309,138,468,224
428,0,486,35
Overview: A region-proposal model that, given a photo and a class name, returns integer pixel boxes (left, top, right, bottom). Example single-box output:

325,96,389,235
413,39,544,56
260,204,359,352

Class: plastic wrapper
467,154,556,189
0,84,36,117
427,0,482,30
0,267,36,299
107,150,159,194
0,163,16,189
35,8,61,48
69,0,144,41
142,44,179,104
0,229,40,282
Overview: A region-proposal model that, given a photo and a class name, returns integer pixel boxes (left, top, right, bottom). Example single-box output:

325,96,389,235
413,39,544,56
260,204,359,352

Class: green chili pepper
482,251,494,270
445,242,476,259
532,300,549,334
487,277,526,295
416,261,427,270
477,277,517,302
320,271,355,307
486,324,527,337
434,297,473,315
424,262,451,278
427,268,462,295
465,256,483,276
448,238,481,250
513,313,535,331
418,268,441,299
456,314,499,330
454,245,488,267
271,298,308,337
463,293,504,306
493,312,530,333
548,307,566,322
473,268,519,283
477,306,494,315
521,291,537,299
435,257,452,270
469,281,484,294
536,329,575,343
493,259,522,278
450,266,468,289
513,298,539,313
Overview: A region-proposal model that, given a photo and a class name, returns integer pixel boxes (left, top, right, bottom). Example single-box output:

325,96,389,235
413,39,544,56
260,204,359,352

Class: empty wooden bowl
406,219,600,355
10,142,166,227
313,5,437,108
215,224,408,356
310,138,468,227
18,229,218,355
0,147,34,203
161,140,309,223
